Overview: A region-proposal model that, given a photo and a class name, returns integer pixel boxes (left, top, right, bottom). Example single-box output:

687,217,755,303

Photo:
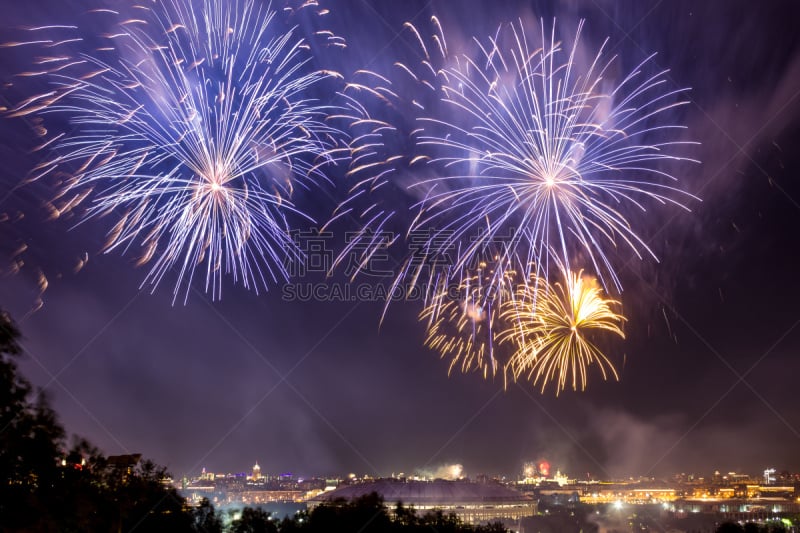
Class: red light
538,461,550,477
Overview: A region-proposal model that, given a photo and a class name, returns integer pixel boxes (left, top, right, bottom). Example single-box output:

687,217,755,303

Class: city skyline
2,0,800,484
182,462,798,484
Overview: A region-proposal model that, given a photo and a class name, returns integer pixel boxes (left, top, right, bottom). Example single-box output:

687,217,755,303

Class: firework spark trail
407,18,699,295
331,18,694,386
500,266,625,395
323,71,408,285
326,18,462,323
420,256,518,381
335,17,696,325
6,0,346,302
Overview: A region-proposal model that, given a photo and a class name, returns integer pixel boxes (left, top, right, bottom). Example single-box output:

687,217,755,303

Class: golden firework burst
501,268,625,395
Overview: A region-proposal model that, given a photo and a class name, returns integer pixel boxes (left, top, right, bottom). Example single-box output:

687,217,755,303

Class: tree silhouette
193,497,224,533
230,507,278,533
299,492,509,533
0,309,66,530
0,309,197,531
0,309,512,532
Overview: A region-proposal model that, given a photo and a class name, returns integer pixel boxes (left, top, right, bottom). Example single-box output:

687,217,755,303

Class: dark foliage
286,493,508,533
0,310,196,532
230,507,278,533
1,310,507,532
194,497,225,533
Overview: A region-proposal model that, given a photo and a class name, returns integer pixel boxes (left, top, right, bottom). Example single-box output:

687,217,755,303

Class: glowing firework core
9,0,344,302
501,268,626,395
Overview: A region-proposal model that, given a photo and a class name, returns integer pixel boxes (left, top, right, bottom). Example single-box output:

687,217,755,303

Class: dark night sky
2,0,800,481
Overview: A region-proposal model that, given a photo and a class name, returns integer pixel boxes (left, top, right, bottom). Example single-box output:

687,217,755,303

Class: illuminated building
671,497,800,519
240,490,304,504
309,479,536,525
252,462,261,481
570,480,677,505
519,460,562,486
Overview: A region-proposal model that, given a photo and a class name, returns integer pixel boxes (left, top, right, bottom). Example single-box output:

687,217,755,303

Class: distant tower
252,462,262,481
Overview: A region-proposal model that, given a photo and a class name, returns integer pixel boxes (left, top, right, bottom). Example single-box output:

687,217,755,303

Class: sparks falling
7,0,345,302
500,268,625,395
339,17,699,302
405,19,698,293
420,261,517,380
